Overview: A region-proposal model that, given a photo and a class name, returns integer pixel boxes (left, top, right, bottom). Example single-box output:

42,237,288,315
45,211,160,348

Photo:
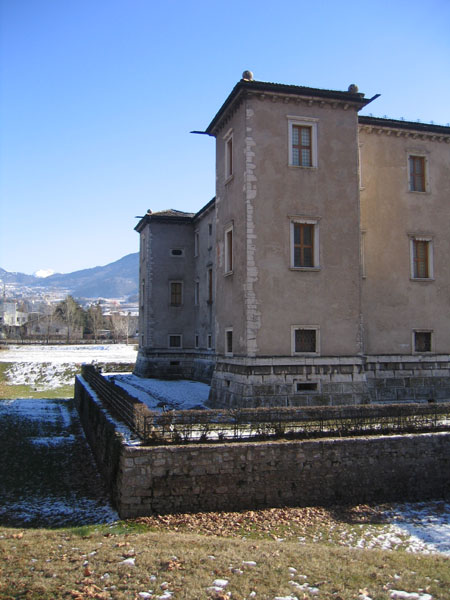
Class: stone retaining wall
75,376,450,519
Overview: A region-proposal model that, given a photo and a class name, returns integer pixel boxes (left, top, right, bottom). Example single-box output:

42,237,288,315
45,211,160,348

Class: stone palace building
134,72,450,408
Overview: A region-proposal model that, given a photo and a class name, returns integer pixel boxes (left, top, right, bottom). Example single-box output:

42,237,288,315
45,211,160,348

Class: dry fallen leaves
161,558,184,571
134,504,385,539
70,584,109,599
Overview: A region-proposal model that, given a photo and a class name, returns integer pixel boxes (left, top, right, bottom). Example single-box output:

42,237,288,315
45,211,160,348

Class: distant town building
135,74,450,408
0,300,28,327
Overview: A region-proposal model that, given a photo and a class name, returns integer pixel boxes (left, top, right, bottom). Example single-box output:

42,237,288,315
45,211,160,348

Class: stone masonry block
251,366,273,375
330,374,353,383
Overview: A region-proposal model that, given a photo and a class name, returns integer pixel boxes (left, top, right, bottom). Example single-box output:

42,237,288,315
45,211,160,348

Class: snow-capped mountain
0,253,139,299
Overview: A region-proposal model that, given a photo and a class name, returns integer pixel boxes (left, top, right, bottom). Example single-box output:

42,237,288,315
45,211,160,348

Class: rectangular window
195,334,199,349
413,240,429,278
168,334,182,349
410,237,433,280
290,219,319,269
292,125,312,167
295,382,318,393
293,223,314,267
224,224,233,274
409,156,426,192
194,230,199,257
170,281,183,306
207,267,213,303
194,280,199,305
288,117,318,168
140,279,145,309
208,223,212,236
226,136,233,178
414,331,432,353
207,333,212,350
224,130,233,180
292,326,319,355
225,328,233,355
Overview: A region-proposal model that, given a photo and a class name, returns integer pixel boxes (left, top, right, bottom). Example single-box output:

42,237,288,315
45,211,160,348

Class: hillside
0,253,139,299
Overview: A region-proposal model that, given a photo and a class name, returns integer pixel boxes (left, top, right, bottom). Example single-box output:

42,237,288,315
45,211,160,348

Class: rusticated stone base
134,349,215,383
208,354,450,408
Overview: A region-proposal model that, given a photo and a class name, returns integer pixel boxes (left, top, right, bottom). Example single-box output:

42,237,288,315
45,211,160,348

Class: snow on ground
0,343,137,364
0,397,118,527
303,502,450,556
1,496,117,528
110,373,209,411
0,344,138,391
5,361,79,390
384,502,450,555
0,397,73,427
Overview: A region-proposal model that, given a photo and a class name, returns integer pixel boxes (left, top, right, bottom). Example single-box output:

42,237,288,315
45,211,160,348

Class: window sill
408,190,429,195
224,270,233,277
290,267,321,272
292,352,320,357
288,165,317,170
410,277,434,283
225,174,234,185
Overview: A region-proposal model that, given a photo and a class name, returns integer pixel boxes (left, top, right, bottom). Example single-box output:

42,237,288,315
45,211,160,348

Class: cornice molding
211,90,360,136
358,116,450,143
359,123,450,143
248,90,358,112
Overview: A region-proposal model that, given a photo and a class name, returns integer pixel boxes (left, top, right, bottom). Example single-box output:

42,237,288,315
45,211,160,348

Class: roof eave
205,80,372,136
134,213,194,233
359,115,450,136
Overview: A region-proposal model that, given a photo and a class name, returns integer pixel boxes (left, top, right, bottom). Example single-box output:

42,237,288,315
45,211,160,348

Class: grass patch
0,525,448,600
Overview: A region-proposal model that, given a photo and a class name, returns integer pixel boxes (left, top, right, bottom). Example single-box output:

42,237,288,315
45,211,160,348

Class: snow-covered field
0,344,138,391
0,343,137,364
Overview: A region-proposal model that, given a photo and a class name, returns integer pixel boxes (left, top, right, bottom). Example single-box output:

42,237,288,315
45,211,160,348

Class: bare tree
53,296,85,342
87,302,104,342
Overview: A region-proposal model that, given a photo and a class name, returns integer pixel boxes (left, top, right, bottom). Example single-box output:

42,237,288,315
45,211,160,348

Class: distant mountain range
0,253,139,299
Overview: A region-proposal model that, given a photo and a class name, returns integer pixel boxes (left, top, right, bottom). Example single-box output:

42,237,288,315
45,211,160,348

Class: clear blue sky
1,0,449,275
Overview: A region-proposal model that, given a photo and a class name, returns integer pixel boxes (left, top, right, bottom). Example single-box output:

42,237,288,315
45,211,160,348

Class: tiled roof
150,209,195,218
134,208,195,232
